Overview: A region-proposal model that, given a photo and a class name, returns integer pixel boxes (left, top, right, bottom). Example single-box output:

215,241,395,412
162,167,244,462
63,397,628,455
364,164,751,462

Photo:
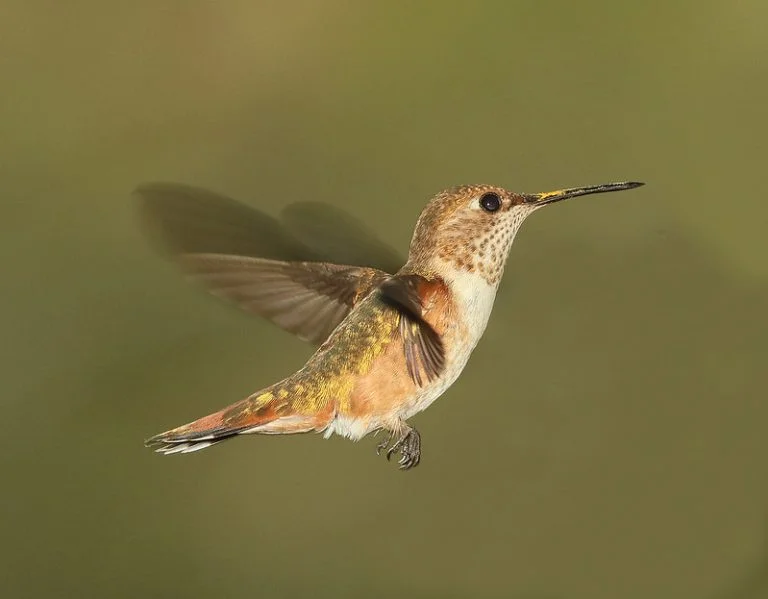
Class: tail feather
149,439,223,455
144,422,249,455
145,385,333,455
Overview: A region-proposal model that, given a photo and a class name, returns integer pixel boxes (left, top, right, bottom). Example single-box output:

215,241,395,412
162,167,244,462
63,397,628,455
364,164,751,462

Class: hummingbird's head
407,182,644,285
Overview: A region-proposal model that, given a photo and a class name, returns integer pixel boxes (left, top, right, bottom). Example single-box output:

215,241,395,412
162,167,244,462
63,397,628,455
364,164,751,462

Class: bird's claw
377,427,420,470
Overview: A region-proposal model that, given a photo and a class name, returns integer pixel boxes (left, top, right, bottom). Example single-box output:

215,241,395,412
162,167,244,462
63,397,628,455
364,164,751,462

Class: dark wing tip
382,275,446,387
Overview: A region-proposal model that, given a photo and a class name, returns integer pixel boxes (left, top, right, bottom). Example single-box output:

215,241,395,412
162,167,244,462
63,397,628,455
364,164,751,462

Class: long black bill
523,181,644,206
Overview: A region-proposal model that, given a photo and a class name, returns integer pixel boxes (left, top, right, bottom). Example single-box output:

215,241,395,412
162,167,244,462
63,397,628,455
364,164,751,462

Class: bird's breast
323,272,498,436
398,268,499,418
347,273,494,421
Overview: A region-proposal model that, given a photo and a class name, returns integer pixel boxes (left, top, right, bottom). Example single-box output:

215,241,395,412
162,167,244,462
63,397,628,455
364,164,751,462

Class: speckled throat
405,185,536,285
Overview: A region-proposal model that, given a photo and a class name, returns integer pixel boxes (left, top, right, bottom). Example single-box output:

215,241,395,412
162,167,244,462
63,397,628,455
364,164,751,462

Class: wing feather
380,275,446,386
180,253,388,344
135,182,400,344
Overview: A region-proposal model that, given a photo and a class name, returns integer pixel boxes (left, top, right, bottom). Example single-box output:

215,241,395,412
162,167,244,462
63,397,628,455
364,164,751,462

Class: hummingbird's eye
479,192,501,213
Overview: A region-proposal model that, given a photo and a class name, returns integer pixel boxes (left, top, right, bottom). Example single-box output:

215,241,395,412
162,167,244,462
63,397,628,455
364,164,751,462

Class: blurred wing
280,201,404,273
135,182,316,260
136,183,404,268
135,183,404,343
179,254,389,344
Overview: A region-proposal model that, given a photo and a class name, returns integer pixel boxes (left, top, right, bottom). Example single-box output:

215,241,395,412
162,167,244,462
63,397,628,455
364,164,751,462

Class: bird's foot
377,426,421,470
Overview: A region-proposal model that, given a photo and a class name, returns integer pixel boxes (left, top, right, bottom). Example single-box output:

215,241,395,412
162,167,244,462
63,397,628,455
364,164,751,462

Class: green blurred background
2,2,767,598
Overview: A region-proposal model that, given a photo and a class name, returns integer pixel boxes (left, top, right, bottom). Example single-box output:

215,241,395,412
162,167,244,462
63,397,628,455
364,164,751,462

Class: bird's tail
145,383,333,455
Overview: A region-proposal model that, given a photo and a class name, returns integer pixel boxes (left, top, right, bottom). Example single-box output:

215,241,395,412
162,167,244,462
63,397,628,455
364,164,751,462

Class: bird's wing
379,274,446,386
135,182,403,344
135,182,313,261
279,201,403,275
179,254,389,344
135,182,404,270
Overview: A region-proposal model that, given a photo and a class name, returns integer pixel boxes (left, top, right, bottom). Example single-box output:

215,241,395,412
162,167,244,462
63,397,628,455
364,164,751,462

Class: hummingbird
142,180,643,469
